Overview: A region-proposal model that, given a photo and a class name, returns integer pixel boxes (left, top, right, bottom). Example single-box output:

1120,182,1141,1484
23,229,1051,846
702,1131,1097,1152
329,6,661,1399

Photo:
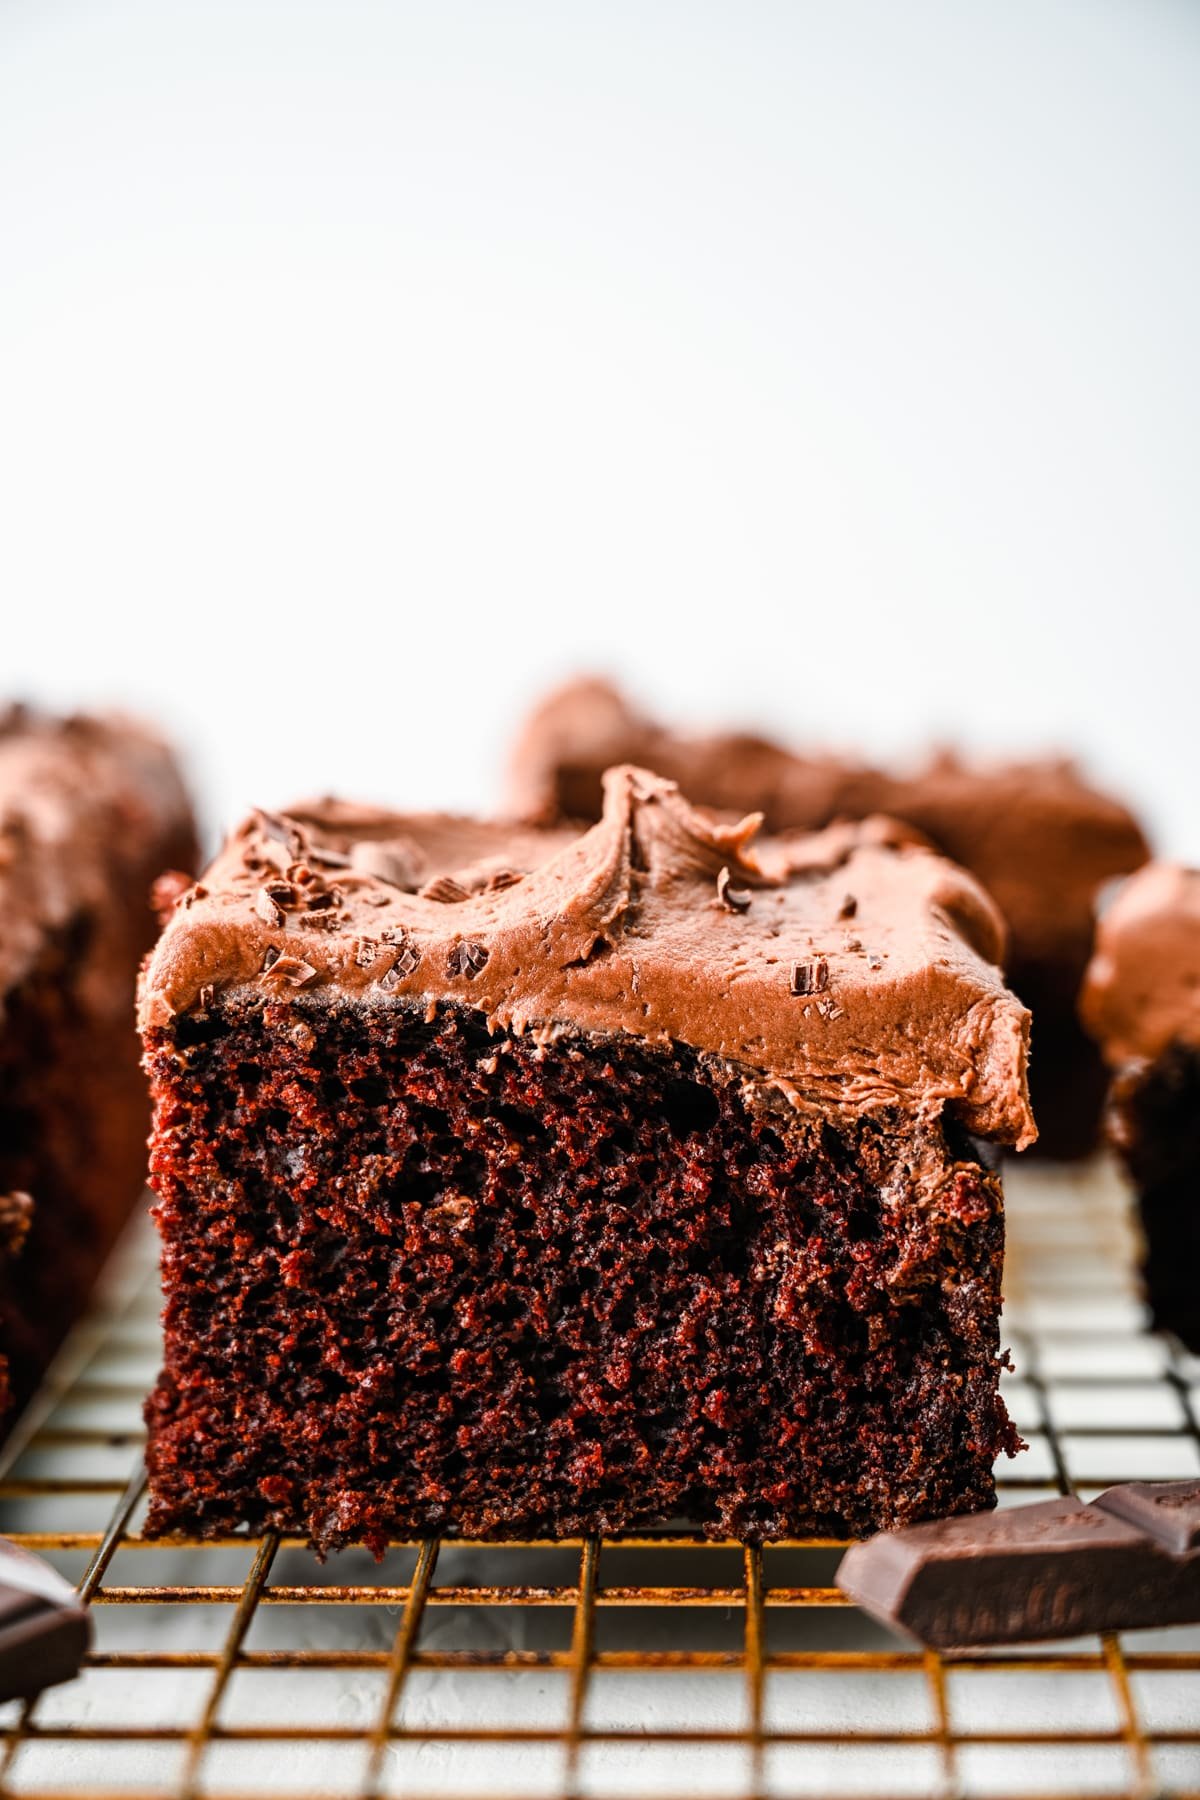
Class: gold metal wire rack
0,1158,1196,1799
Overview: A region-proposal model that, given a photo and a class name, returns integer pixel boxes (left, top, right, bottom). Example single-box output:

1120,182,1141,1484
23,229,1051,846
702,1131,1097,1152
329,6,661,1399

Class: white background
1,0,1197,853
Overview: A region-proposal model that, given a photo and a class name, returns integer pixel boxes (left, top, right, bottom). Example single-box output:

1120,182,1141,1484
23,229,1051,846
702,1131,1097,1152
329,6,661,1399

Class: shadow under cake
0,707,196,1425
509,678,1150,1159
138,770,1034,1552
1082,863,1200,1353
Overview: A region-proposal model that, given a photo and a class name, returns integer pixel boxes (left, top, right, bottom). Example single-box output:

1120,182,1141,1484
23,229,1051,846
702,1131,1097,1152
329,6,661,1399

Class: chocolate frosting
0,706,195,1016
1081,863,1200,1067
141,766,1035,1149
508,679,1150,969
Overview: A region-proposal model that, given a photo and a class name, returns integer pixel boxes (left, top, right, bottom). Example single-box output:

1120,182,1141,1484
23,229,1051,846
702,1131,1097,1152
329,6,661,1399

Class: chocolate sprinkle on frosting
448,940,490,979
716,865,752,913
791,958,830,997
349,839,422,889
421,875,471,905
254,888,285,928
261,955,319,989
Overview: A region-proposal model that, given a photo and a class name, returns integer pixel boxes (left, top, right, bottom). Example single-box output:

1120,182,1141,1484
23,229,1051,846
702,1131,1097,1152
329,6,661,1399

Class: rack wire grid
0,1155,1196,1800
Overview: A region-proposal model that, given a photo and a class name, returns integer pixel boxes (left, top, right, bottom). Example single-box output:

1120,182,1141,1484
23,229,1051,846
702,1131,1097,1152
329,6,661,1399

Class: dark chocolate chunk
838,1484,1200,1650
0,1538,90,1700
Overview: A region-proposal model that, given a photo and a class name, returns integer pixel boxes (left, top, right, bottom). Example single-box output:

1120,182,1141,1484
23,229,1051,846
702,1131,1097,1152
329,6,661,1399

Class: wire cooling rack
0,1158,1197,1800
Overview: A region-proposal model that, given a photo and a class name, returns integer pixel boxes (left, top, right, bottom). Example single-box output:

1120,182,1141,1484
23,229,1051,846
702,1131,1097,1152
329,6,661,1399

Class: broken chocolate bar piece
0,1537,89,1699
837,1483,1200,1649
1093,1478,1200,1556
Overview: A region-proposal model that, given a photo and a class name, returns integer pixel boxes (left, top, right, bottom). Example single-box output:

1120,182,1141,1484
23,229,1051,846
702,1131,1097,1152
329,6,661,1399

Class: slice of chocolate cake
1081,865,1200,1352
0,707,196,1424
509,679,1149,1158
140,770,1032,1552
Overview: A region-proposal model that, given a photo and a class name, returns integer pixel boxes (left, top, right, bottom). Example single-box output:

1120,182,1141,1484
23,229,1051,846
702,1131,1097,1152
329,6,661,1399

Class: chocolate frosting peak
1081,863,1200,1067
508,677,1150,969
141,767,1035,1149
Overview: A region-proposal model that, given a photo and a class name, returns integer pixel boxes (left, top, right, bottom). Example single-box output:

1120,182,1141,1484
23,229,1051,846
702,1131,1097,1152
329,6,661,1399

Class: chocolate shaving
791,957,829,997
421,875,470,904
716,865,752,914
198,983,215,1010
353,938,380,968
838,894,858,920
264,880,300,909
307,844,351,870
254,888,285,927
867,950,884,971
486,867,524,893
261,954,319,988
448,940,489,979
379,944,420,990
305,889,341,912
349,841,422,890
256,810,305,859
260,945,281,973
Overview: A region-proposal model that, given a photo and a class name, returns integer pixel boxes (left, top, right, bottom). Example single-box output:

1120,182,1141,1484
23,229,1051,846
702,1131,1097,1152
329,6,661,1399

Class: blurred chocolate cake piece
510,679,1149,1157
1082,865,1200,1351
140,769,1031,1552
0,707,196,1423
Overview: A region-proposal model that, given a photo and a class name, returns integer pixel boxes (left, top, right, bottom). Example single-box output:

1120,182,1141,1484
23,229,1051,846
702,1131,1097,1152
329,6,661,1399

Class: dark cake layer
0,935,142,1416
144,998,1017,1551
1107,1046,1200,1353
